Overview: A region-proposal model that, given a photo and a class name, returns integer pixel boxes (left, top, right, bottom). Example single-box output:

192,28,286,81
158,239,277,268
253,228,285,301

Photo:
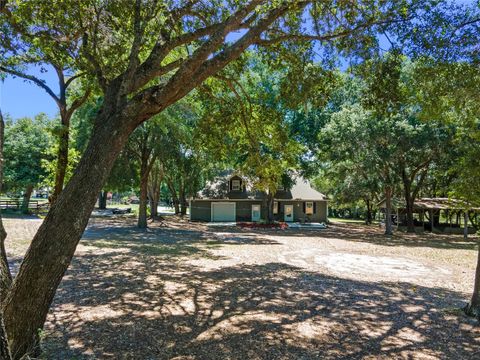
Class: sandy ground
4,216,480,359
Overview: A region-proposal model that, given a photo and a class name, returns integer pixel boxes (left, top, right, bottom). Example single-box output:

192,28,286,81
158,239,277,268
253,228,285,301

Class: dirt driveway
5,217,480,359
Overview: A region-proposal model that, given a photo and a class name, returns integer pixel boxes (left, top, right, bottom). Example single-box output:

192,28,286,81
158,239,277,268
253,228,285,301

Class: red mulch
237,222,289,229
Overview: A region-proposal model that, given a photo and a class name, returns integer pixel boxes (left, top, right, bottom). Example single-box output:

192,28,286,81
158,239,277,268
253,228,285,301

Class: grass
329,217,379,224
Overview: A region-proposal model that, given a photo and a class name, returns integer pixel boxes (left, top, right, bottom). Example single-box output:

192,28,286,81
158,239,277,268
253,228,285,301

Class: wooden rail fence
0,200,49,212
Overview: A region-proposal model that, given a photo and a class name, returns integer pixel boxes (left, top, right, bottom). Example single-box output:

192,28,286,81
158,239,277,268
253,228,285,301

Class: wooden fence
0,200,49,212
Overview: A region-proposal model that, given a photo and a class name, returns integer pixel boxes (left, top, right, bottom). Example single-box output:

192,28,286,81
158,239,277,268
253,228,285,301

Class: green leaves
3,114,54,193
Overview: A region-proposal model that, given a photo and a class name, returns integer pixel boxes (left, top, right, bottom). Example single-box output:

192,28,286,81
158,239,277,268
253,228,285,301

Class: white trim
305,201,314,215
231,179,241,191
211,202,236,222
251,204,261,222
284,204,294,222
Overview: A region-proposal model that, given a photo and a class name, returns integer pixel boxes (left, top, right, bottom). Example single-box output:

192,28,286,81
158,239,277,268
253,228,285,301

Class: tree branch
0,66,60,105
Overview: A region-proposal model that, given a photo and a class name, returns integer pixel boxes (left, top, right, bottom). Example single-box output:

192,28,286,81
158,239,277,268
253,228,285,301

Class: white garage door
211,202,236,222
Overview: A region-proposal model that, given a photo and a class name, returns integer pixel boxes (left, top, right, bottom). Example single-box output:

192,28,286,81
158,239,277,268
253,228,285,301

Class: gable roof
196,172,327,201
290,177,327,201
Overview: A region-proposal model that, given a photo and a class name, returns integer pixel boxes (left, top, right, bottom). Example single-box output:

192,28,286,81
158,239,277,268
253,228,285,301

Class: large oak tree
0,0,448,358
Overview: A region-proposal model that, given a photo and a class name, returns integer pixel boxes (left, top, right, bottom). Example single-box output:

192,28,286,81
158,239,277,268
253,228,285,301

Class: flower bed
237,222,289,230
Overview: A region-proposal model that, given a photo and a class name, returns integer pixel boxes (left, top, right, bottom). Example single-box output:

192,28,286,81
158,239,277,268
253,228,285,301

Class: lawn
4,216,480,359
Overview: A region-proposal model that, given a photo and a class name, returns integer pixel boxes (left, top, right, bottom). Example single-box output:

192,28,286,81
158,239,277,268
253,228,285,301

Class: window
273,201,278,214
305,201,314,215
231,179,241,191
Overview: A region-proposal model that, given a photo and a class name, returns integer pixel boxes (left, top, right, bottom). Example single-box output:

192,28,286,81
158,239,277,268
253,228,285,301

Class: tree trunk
365,199,372,225
0,110,11,300
148,165,162,220
0,110,12,360
464,211,469,240
149,194,158,218
0,314,11,360
265,193,274,223
465,247,480,318
51,114,70,203
179,185,187,216
167,179,180,214
20,185,33,214
405,196,415,233
98,191,107,209
137,160,149,229
3,111,132,359
385,186,393,236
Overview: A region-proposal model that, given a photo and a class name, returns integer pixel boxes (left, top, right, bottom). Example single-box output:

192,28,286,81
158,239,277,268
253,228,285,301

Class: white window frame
305,201,314,215
273,201,278,214
231,179,241,191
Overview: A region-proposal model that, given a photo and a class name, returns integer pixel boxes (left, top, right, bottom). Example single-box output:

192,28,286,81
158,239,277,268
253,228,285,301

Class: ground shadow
228,222,480,251
42,249,479,359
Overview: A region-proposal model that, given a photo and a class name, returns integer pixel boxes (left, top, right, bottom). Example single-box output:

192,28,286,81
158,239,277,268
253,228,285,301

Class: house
190,173,328,223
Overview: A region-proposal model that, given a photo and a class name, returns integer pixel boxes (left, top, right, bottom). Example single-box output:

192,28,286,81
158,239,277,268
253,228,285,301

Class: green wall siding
191,200,327,222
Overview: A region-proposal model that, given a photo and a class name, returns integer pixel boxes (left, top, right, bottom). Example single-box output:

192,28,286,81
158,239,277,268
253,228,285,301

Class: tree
126,121,162,228
3,114,53,213
148,162,163,219
199,56,306,222
0,4,91,202
0,1,440,357
157,99,213,216
414,60,480,316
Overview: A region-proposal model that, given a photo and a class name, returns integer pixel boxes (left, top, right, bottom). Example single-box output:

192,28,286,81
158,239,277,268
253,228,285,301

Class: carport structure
379,197,480,234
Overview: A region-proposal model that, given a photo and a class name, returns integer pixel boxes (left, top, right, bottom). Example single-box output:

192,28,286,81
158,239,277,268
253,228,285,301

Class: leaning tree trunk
0,110,12,359
137,159,149,229
3,110,133,359
51,114,70,203
0,314,11,360
20,185,33,214
465,247,480,318
385,186,393,236
464,211,469,240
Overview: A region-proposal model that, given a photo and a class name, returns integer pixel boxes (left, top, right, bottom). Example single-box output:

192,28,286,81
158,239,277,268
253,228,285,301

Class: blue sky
0,0,473,119
0,64,59,119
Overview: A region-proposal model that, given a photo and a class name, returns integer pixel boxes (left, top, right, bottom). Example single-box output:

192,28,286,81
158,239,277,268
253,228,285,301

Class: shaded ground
4,217,480,359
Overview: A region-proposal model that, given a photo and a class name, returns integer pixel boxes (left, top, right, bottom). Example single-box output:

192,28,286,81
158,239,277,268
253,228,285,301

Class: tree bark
0,110,12,359
98,191,107,209
20,185,33,214
265,192,274,223
148,190,159,218
464,211,469,240
0,313,12,360
137,159,149,229
3,111,133,359
365,198,373,225
465,247,480,318
405,196,415,233
385,186,393,236
51,113,70,203
167,179,180,214
0,110,11,300
179,184,187,216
